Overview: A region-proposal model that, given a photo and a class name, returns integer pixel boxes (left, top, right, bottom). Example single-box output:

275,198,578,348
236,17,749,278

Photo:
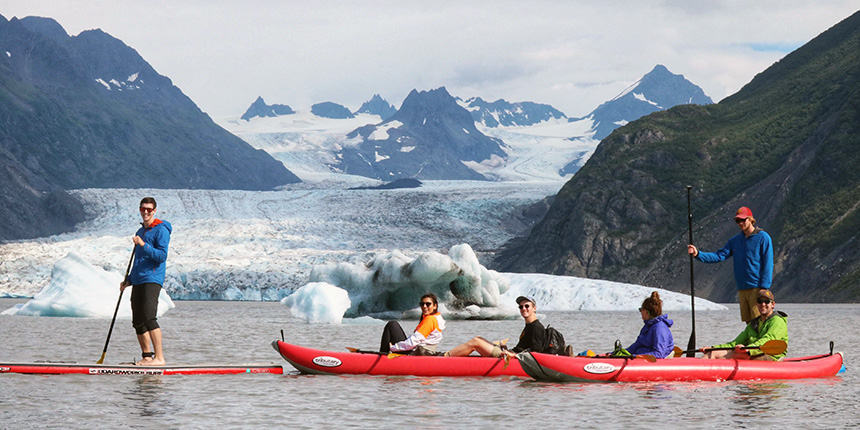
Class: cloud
3,1,859,117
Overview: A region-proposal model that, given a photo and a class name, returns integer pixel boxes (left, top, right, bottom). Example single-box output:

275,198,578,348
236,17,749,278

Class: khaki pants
739,289,763,323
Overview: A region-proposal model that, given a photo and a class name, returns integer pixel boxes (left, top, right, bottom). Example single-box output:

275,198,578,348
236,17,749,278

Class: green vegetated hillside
495,10,860,302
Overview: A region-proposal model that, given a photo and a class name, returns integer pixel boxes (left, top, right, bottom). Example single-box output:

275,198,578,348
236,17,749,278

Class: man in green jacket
701,289,788,361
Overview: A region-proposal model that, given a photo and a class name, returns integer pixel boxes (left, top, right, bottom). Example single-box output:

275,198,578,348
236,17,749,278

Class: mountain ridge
0,15,300,240
334,87,507,180
494,11,860,302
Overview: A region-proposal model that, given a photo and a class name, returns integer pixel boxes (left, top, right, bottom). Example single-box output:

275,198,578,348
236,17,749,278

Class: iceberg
293,244,725,324
281,282,351,324
308,243,512,318
2,252,174,318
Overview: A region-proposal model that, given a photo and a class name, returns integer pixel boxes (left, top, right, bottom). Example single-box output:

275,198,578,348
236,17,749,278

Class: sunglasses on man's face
735,218,748,224
518,304,532,310
757,298,772,304
139,207,155,213
419,302,434,307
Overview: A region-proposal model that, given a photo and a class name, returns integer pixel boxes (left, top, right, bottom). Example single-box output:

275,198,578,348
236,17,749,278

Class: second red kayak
519,350,844,383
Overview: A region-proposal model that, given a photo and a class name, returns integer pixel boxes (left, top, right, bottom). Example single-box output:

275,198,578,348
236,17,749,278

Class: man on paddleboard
688,206,773,323
120,197,172,366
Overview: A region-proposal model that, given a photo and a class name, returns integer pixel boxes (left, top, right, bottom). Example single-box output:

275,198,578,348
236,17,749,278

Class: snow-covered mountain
459,97,567,127
311,101,355,119
579,64,713,141
354,94,397,120
220,95,598,183
241,96,295,121
224,66,712,183
335,87,507,180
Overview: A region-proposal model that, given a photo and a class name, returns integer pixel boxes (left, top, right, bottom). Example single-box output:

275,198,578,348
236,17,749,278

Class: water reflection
121,376,177,419
727,382,788,420
631,383,677,400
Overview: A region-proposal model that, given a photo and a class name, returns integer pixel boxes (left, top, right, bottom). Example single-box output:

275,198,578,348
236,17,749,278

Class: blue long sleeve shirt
695,228,773,291
129,219,172,286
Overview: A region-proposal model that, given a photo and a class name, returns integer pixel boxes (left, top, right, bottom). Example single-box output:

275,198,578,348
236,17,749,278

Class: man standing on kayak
120,197,172,366
688,206,773,323
700,289,788,361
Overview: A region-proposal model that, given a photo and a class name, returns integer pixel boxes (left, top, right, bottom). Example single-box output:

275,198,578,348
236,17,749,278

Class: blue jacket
695,228,773,290
627,314,674,358
129,219,172,286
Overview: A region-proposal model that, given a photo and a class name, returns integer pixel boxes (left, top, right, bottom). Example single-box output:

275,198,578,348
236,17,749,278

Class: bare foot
138,358,166,366
135,356,154,366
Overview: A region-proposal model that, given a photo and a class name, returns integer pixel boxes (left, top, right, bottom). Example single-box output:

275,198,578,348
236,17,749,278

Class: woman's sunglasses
419,302,434,307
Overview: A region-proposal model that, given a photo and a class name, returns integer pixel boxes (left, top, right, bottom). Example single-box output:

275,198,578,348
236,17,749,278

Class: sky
1,1,858,119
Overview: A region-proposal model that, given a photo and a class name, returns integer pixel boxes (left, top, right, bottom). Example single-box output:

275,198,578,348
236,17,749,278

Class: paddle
97,247,135,364
634,354,657,362
345,347,402,359
586,352,657,362
672,339,788,358
685,185,697,358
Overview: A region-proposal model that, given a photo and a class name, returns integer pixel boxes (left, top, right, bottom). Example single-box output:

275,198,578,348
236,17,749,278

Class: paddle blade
636,354,657,363
96,352,106,364
387,353,403,359
672,346,684,358
759,340,788,356
502,354,510,369
685,333,696,358
345,347,359,353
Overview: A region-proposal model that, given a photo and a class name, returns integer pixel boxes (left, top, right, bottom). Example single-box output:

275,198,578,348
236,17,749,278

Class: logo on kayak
89,368,165,375
312,356,342,368
583,362,616,374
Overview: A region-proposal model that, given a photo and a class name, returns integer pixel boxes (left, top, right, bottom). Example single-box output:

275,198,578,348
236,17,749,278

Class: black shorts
130,282,161,335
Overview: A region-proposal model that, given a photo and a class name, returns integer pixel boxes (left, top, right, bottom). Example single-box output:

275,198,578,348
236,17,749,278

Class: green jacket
715,311,788,360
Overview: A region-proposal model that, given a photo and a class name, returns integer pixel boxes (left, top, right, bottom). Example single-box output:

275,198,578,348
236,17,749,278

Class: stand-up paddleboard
0,361,284,375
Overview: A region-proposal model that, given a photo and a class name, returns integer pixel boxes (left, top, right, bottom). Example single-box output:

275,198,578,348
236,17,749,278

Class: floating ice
1,252,174,318
281,282,351,324
308,243,512,319
502,273,726,311
290,247,725,324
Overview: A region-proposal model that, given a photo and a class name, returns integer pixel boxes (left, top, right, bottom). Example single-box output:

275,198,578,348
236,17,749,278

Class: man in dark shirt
443,295,546,357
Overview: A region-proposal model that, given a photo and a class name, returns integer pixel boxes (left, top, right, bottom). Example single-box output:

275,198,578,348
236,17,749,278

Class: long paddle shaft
97,247,135,364
673,339,788,358
685,185,697,357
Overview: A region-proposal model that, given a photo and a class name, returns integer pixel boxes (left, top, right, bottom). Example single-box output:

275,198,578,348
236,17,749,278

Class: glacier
0,113,725,322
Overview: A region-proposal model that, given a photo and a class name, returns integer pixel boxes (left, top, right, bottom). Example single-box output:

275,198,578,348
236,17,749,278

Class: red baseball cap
734,207,753,220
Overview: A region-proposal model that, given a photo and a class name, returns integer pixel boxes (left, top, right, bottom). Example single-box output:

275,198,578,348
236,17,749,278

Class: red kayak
0,361,284,375
519,351,844,383
272,341,527,377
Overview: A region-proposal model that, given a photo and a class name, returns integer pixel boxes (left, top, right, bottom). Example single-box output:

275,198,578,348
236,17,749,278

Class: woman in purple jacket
626,291,674,359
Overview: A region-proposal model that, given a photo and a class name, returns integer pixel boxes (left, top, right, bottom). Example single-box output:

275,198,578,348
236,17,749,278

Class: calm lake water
0,300,856,429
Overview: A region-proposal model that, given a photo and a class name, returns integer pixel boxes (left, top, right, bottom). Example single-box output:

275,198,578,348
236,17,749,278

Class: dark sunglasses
139,207,155,213
757,298,772,304
419,302,434,307
518,304,532,310
735,218,748,224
